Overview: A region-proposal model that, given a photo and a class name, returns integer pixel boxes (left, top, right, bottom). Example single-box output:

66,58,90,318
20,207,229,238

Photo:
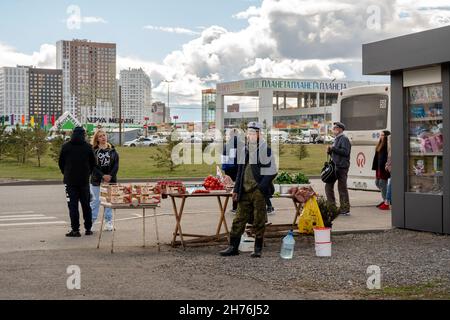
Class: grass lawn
0,144,327,181
360,280,450,300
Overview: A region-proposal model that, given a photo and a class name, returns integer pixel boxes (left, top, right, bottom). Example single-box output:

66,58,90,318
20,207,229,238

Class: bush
292,172,310,184
316,196,340,228
275,171,310,184
274,171,293,184
49,135,65,164
149,129,180,172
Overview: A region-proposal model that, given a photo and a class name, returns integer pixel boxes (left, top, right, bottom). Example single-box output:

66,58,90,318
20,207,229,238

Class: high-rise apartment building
119,68,152,124
29,68,63,122
0,66,30,122
56,39,116,121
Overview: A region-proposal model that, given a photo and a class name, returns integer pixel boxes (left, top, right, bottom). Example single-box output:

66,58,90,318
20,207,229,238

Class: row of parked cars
124,134,335,147
123,135,168,147
123,134,216,147
272,135,334,144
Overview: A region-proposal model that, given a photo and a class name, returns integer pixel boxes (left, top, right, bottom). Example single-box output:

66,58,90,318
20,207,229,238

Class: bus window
340,94,388,131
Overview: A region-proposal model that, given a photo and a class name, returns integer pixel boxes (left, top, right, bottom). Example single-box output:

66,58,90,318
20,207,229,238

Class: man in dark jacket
325,122,352,215
58,127,96,237
219,122,277,258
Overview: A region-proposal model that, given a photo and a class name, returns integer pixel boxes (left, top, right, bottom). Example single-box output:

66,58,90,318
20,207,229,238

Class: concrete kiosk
363,25,450,234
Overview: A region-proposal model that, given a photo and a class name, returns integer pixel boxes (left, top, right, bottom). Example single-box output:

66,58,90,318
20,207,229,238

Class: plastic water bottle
280,230,295,259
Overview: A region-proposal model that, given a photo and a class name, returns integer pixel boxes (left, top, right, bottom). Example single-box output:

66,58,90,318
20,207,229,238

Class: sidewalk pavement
0,179,391,254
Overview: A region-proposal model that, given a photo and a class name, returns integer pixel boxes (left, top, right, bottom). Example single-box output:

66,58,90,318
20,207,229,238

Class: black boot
219,236,241,256
251,237,264,258
66,230,81,237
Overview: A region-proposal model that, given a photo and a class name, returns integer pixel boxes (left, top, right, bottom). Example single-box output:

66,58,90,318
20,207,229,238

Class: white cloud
0,43,56,69
233,6,261,19
82,16,108,24
3,0,450,112
127,0,450,106
143,25,200,36
239,57,351,79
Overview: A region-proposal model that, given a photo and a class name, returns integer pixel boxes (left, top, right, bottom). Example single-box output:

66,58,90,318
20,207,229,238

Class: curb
264,228,391,239
331,228,392,235
0,177,205,187
0,175,323,187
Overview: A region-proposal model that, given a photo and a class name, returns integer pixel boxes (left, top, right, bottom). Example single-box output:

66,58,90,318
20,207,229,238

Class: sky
1,0,450,122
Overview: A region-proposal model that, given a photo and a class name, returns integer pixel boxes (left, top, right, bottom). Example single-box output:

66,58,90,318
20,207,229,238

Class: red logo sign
356,152,366,168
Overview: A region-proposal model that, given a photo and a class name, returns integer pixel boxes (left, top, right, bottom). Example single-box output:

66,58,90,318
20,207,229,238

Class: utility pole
324,78,336,136
163,80,173,124
119,85,122,146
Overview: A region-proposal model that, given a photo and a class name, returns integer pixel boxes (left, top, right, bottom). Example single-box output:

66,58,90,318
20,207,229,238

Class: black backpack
321,156,337,184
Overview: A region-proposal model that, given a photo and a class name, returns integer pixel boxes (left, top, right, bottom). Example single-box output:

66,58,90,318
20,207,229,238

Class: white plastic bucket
239,235,255,252
315,242,332,257
313,227,331,244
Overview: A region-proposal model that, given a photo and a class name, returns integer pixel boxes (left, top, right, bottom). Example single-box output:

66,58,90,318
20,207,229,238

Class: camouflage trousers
230,189,267,239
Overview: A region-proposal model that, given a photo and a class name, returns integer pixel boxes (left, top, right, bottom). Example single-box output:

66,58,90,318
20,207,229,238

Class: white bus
334,84,391,190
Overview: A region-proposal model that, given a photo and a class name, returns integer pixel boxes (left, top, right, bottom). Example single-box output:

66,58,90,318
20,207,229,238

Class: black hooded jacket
58,131,96,186
90,145,119,186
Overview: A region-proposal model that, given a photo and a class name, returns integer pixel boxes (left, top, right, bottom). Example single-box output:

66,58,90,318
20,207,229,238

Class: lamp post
163,80,174,124
119,85,122,146
324,78,336,136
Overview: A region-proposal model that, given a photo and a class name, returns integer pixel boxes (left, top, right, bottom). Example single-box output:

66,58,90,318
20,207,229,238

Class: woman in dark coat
90,129,119,231
372,130,391,210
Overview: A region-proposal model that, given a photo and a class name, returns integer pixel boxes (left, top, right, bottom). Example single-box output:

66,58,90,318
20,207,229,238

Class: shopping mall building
204,78,372,132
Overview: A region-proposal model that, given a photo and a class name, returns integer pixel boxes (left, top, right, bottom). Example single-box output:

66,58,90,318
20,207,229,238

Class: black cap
383,130,391,137
333,122,346,131
73,126,85,135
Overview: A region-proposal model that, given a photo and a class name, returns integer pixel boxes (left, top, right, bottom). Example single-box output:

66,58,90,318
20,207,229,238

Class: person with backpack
325,122,352,216
58,127,96,237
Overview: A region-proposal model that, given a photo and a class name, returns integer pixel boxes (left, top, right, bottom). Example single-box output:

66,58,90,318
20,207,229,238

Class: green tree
239,119,248,131
150,129,180,172
298,144,310,161
32,126,49,167
49,134,65,164
0,125,10,161
7,125,34,164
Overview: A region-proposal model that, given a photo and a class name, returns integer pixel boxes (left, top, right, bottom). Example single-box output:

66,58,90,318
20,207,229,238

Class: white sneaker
105,221,114,231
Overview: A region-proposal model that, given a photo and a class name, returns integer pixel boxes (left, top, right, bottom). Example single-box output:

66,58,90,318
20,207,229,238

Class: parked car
285,136,303,144
315,135,335,144
271,136,287,144
155,136,168,144
46,134,70,142
123,137,157,147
